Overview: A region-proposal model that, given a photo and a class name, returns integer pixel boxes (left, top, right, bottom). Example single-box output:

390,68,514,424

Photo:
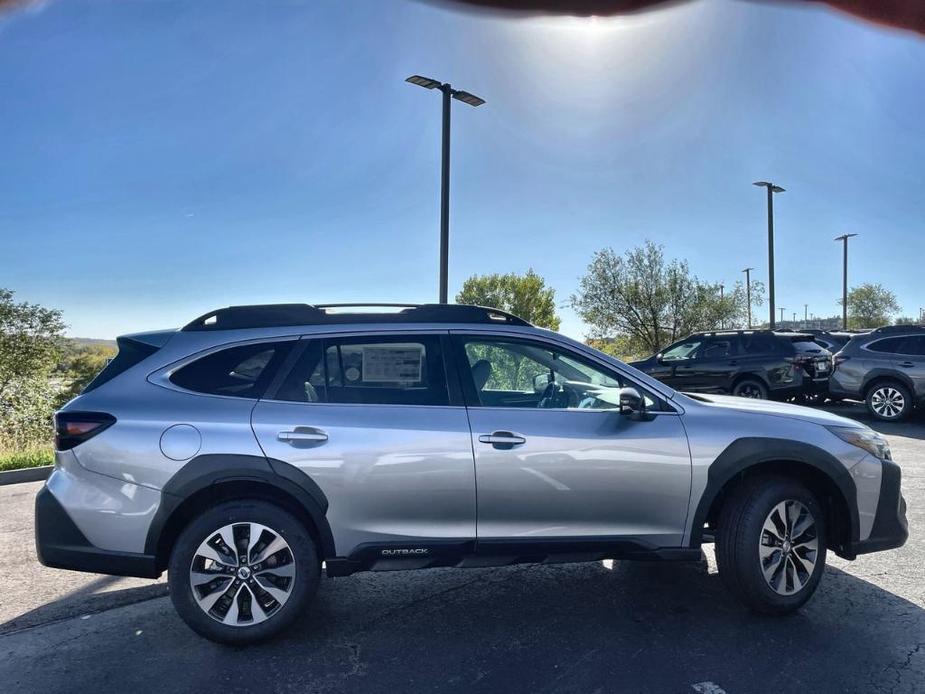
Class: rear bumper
843,458,908,558
35,486,160,578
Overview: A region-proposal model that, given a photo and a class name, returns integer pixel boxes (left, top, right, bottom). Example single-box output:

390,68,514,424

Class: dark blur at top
430,0,925,36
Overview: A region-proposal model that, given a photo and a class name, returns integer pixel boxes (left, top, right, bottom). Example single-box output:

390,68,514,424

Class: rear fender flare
144,454,335,562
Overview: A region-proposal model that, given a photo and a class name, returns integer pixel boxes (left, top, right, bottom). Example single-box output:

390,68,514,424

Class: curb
0,465,53,486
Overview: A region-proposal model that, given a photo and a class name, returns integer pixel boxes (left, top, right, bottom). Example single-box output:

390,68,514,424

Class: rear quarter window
741,335,779,355
170,341,292,398
865,337,906,355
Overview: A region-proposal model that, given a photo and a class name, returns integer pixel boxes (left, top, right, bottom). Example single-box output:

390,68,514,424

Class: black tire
716,476,827,615
732,378,768,400
865,380,912,422
168,500,320,645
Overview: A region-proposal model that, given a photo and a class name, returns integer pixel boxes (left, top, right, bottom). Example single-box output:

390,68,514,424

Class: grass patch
0,445,54,472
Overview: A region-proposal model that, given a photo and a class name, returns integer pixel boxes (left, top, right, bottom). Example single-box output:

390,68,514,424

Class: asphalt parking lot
1,403,923,694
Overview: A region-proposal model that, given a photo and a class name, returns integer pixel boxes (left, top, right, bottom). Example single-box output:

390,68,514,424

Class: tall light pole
406,75,485,304
719,283,725,328
779,307,786,326
834,233,858,330
742,267,754,328
754,181,785,328
804,304,808,326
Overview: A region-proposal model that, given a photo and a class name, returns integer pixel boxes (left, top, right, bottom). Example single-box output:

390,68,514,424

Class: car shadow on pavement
3,556,923,693
259,556,925,693
0,575,168,636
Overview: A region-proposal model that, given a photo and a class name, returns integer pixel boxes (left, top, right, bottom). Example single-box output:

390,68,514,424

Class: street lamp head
742,266,754,273
451,90,485,107
406,75,442,90
834,233,859,241
753,181,785,193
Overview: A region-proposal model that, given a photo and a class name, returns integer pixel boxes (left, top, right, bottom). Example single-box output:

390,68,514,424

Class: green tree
55,342,116,406
0,289,66,448
571,241,758,356
841,283,900,329
456,269,560,330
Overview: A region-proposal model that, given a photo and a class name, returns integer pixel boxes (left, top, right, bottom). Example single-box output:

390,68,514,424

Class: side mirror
619,387,645,416
655,353,666,365
533,373,551,393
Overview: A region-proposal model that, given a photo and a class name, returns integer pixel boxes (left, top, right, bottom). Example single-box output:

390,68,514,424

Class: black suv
830,325,925,421
630,330,832,400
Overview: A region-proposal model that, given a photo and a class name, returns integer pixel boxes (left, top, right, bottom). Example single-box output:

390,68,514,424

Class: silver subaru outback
36,303,908,644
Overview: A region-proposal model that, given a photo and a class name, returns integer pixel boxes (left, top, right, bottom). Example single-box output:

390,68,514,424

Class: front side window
170,341,292,398
275,335,449,406
459,337,657,411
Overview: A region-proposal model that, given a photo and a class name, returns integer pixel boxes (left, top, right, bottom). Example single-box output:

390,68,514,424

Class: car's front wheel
716,476,827,614
866,380,912,421
168,500,320,644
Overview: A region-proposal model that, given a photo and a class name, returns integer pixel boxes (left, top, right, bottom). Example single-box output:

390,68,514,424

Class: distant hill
69,337,117,349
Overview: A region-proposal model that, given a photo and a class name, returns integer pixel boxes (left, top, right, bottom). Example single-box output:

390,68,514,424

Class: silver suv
36,303,908,644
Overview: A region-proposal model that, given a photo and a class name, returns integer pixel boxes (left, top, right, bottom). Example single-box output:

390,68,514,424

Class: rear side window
896,336,925,356
275,335,449,406
866,337,906,354
170,341,292,398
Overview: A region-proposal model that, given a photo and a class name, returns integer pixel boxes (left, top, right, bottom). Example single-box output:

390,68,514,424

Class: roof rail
691,329,774,336
181,303,533,331
871,324,925,334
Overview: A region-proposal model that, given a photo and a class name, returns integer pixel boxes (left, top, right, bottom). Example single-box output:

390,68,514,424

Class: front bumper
844,458,908,558
35,486,160,578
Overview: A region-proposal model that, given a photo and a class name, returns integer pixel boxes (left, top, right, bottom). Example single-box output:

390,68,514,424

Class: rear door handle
278,428,328,445
478,431,526,448
898,362,915,368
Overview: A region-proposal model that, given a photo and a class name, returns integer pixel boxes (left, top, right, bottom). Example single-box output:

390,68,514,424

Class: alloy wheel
737,384,764,399
189,522,296,626
870,387,905,419
759,500,818,596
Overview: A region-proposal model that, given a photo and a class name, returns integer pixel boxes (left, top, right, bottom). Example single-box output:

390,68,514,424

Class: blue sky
1,0,923,339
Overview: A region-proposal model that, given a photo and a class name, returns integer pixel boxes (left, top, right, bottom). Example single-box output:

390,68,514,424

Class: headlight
827,426,891,460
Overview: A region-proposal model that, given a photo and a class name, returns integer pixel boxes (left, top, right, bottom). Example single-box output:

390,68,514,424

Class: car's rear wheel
716,476,827,614
168,500,320,645
866,381,912,421
732,378,768,400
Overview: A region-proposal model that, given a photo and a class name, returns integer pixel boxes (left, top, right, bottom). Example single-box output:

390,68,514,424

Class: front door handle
898,362,915,368
478,431,526,448
278,428,328,445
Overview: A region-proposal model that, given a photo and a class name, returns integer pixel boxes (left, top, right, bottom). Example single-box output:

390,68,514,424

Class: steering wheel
538,381,570,409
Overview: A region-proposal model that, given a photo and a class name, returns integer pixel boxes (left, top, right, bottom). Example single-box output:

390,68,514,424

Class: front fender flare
689,437,859,548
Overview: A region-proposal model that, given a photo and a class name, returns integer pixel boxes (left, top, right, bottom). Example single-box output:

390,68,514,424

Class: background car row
631,325,925,421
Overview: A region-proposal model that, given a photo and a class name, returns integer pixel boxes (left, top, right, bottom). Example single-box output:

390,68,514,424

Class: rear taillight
833,354,850,370
54,412,116,451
